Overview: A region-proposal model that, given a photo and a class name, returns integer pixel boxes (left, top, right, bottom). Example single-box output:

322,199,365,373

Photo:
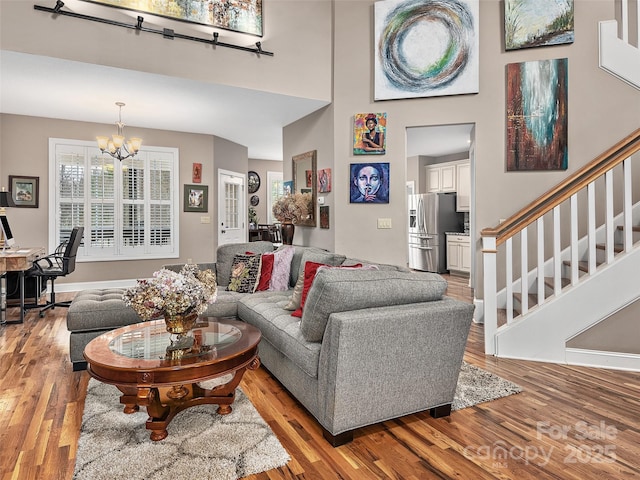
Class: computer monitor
0,215,15,249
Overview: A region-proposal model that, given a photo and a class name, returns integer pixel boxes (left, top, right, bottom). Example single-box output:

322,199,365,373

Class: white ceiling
1,50,472,160
406,123,473,157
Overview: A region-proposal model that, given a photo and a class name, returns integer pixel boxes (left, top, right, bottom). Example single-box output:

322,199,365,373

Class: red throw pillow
256,252,274,291
291,262,362,318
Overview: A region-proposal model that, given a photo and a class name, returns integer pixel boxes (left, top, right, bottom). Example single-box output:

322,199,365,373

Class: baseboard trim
566,348,640,372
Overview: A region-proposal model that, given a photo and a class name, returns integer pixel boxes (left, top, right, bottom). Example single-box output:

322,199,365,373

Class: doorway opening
405,123,475,289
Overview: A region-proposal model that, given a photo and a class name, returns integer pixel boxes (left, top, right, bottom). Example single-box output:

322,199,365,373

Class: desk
0,247,46,324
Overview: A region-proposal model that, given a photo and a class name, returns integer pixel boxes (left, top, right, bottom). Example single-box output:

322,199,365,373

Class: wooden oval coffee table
83,317,261,441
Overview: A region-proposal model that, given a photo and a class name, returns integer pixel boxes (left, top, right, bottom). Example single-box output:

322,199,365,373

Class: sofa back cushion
300,269,448,342
216,241,273,287
342,257,411,272
289,247,346,288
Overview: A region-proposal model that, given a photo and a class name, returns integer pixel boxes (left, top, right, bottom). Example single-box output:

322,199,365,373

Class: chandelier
96,102,142,161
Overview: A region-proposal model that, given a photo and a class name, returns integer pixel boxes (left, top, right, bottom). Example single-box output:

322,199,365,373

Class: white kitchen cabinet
446,234,471,274
426,163,457,193
456,161,471,212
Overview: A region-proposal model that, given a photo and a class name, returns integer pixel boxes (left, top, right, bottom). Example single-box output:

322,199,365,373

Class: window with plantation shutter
49,138,179,261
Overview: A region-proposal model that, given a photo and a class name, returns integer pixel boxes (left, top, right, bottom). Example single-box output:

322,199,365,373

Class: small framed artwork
318,168,332,193
306,170,313,187
192,163,202,183
283,181,293,196
301,188,312,195
9,175,39,208
320,206,330,229
184,184,208,212
350,162,390,204
354,113,387,155
250,195,260,206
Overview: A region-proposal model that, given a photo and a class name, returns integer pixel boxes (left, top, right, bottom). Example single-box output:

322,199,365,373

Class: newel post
482,235,497,355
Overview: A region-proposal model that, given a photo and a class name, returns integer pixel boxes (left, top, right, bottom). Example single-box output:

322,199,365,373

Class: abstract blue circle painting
374,0,479,100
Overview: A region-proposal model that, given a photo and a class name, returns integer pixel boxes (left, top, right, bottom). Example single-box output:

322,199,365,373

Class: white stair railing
481,129,640,356
599,0,640,90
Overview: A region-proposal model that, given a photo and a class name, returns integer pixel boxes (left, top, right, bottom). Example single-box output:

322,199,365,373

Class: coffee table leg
116,385,140,414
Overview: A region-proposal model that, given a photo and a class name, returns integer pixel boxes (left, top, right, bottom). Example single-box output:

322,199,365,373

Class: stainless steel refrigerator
408,193,460,272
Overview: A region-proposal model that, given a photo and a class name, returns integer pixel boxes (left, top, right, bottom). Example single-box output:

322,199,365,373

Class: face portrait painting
350,162,389,203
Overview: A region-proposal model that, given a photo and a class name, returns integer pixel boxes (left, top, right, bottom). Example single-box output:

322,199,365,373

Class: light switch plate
201,216,211,224
377,218,392,229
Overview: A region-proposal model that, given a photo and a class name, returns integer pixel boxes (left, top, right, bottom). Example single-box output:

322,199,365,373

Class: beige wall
0,0,332,101
1,0,639,292
0,113,248,284
323,0,640,285
283,105,335,252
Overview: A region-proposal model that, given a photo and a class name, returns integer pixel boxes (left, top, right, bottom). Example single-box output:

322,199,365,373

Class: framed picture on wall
350,162,390,204
320,206,330,229
184,184,208,212
192,163,202,183
354,113,386,155
80,0,264,36
9,175,39,208
318,168,332,193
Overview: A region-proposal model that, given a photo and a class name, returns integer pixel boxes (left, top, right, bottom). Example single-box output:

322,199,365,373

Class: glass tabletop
109,319,242,361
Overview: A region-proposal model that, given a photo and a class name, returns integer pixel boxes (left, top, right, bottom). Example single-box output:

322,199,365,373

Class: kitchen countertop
445,232,470,236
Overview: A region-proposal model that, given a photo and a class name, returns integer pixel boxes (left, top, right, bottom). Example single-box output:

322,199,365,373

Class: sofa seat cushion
300,269,448,342
67,288,142,332
201,290,245,318
238,291,321,378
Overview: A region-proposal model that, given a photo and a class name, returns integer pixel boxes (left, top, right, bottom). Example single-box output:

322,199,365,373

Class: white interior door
218,169,246,246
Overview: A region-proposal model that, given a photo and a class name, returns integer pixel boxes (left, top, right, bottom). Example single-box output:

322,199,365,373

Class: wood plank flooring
1,280,639,479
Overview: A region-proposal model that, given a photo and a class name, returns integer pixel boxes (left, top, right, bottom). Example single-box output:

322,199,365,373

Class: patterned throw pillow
268,246,295,291
227,254,262,293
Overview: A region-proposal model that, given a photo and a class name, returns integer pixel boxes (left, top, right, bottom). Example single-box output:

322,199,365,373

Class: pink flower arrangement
122,264,217,320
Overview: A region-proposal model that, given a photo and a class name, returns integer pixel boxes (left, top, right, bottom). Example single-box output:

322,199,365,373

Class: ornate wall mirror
292,150,317,227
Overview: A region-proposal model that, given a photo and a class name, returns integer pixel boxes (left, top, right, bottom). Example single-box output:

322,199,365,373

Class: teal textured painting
507,59,568,171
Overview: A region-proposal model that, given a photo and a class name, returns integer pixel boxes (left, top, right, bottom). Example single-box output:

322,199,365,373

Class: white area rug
74,362,520,479
453,361,523,411
73,380,290,480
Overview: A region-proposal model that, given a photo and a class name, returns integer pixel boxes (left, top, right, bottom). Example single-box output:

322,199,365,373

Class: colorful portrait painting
507,58,568,171
81,0,263,36
505,0,574,50
350,162,390,204
374,0,479,100
318,168,332,193
354,113,387,155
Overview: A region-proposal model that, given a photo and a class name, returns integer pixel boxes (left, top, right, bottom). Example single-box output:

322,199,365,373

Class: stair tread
616,225,640,232
595,242,624,253
544,276,571,289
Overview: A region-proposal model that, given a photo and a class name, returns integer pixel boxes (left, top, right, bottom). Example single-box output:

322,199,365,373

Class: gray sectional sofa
67,240,474,445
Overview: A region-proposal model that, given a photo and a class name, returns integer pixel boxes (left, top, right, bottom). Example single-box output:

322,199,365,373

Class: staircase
481,129,640,369
599,0,640,90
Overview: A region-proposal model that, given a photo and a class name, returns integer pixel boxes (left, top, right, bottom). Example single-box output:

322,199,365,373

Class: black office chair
26,226,84,318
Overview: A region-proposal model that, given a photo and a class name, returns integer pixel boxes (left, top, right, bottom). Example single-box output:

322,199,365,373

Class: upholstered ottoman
66,288,142,371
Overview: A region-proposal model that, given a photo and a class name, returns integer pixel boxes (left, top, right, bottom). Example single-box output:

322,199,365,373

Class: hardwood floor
2,282,639,480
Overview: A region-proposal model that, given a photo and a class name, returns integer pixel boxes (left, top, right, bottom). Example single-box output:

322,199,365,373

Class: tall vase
281,222,295,245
